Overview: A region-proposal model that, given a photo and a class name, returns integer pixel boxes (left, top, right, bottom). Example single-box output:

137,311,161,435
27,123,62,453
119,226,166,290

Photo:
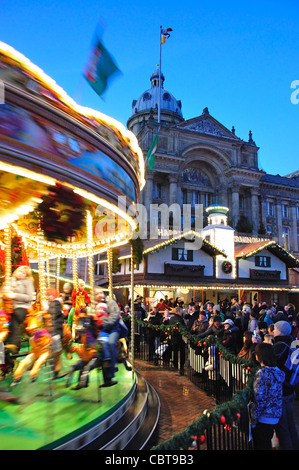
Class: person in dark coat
196,315,224,340
190,311,209,336
273,321,299,450
45,288,64,379
168,307,186,374
221,319,239,354
144,307,163,360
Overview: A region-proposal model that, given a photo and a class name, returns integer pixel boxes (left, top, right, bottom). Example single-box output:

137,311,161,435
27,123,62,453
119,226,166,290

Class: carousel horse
10,310,52,386
65,314,99,390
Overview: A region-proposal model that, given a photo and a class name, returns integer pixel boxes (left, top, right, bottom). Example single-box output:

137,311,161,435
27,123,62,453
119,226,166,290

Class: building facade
109,204,299,310
127,69,299,257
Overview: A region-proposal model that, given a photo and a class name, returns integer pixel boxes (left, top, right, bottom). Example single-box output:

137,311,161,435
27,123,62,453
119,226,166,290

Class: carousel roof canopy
0,42,146,259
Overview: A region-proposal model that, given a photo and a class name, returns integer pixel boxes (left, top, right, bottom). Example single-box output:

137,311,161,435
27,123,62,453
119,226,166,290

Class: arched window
143,92,151,101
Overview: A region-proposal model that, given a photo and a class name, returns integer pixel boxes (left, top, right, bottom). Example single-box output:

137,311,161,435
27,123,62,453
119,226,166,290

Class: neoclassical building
127,69,299,257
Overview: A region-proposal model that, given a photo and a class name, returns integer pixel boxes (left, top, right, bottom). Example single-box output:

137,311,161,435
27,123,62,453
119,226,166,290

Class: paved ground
135,359,299,449
135,360,216,444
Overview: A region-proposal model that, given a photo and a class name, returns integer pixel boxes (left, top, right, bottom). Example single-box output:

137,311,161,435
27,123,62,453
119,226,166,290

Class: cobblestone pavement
134,360,216,445
135,359,299,449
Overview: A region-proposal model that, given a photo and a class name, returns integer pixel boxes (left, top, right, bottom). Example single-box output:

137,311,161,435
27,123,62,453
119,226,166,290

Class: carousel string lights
86,210,95,307
37,221,47,307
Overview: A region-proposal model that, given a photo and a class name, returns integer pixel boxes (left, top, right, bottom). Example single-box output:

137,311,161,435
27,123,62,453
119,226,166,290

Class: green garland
111,247,121,273
129,236,144,265
126,318,257,450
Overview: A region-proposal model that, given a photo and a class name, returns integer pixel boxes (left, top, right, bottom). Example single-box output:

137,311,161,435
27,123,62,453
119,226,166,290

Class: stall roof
235,240,299,268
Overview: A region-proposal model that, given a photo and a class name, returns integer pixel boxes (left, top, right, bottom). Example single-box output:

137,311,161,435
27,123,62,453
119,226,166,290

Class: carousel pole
130,246,135,374
86,210,95,309
72,253,78,290
46,257,50,288
3,224,13,315
56,256,61,291
4,224,12,285
107,245,113,299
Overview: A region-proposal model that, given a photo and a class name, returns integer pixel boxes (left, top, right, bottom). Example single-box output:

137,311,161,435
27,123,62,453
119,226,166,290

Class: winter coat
197,323,224,339
169,313,186,345
250,366,285,426
222,326,240,354
11,277,34,310
97,298,120,333
191,317,209,335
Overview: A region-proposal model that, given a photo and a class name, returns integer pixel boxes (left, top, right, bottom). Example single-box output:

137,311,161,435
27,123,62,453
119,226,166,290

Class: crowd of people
119,294,299,451
1,265,129,390
2,269,299,450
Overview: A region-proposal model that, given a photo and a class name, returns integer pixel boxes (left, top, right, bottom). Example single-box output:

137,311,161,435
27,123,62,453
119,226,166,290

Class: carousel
0,42,145,450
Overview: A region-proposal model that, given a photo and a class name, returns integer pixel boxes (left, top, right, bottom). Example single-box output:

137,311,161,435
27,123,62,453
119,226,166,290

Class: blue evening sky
1,0,298,176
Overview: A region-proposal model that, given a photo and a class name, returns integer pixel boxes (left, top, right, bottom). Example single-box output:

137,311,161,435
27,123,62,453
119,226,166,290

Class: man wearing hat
273,320,299,450
222,319,239,354
273,320,292,346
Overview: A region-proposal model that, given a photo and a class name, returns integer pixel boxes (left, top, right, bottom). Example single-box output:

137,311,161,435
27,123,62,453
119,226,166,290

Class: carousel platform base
0,353,160,450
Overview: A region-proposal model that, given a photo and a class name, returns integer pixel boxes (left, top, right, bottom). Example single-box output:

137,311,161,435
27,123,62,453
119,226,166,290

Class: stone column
276,198,283,245
290,201,298,253
231,185,240,227
260,197,267,223
251,188,260,234
169,174,178,205
144,172,153,214
219,183,228,207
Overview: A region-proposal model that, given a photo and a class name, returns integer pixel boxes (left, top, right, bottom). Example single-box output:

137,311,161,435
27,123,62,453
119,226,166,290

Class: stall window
172,248,193,261
255,255,271,267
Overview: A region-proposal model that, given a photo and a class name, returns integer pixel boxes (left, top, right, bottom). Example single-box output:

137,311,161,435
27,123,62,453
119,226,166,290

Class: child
68,280,90,339
95,302,117,387
61,282,72,319
45,288,64,379
250,342,285,450
65,311,99,390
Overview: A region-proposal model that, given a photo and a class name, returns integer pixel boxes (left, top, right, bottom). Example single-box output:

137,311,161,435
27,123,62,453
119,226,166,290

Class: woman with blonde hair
5,265,34,351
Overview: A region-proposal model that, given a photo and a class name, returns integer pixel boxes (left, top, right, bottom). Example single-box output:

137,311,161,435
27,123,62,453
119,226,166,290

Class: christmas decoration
111,247,121,273
122,316,259,451
129,236,144,265
222,260,232,273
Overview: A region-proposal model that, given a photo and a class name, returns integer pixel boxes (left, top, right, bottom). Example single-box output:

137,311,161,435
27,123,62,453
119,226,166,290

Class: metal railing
126,319,254,450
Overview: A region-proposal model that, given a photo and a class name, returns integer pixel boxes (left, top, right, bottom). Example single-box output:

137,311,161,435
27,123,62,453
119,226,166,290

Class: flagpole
158,25,162,124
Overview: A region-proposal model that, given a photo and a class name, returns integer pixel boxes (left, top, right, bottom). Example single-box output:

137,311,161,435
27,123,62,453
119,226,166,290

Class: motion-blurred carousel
0,42,144,449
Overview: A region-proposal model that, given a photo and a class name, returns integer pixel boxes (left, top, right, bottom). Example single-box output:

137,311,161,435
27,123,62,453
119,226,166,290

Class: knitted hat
213,305,220,312
223,319,234,326
274,320,291,336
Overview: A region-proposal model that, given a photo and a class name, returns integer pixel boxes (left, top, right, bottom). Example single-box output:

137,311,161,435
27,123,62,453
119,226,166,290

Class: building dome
130,68,183,118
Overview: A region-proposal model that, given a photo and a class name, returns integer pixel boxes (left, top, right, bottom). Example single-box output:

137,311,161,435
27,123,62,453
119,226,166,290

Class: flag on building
146,130,159,170
161,27,173,44
83,36,120,97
